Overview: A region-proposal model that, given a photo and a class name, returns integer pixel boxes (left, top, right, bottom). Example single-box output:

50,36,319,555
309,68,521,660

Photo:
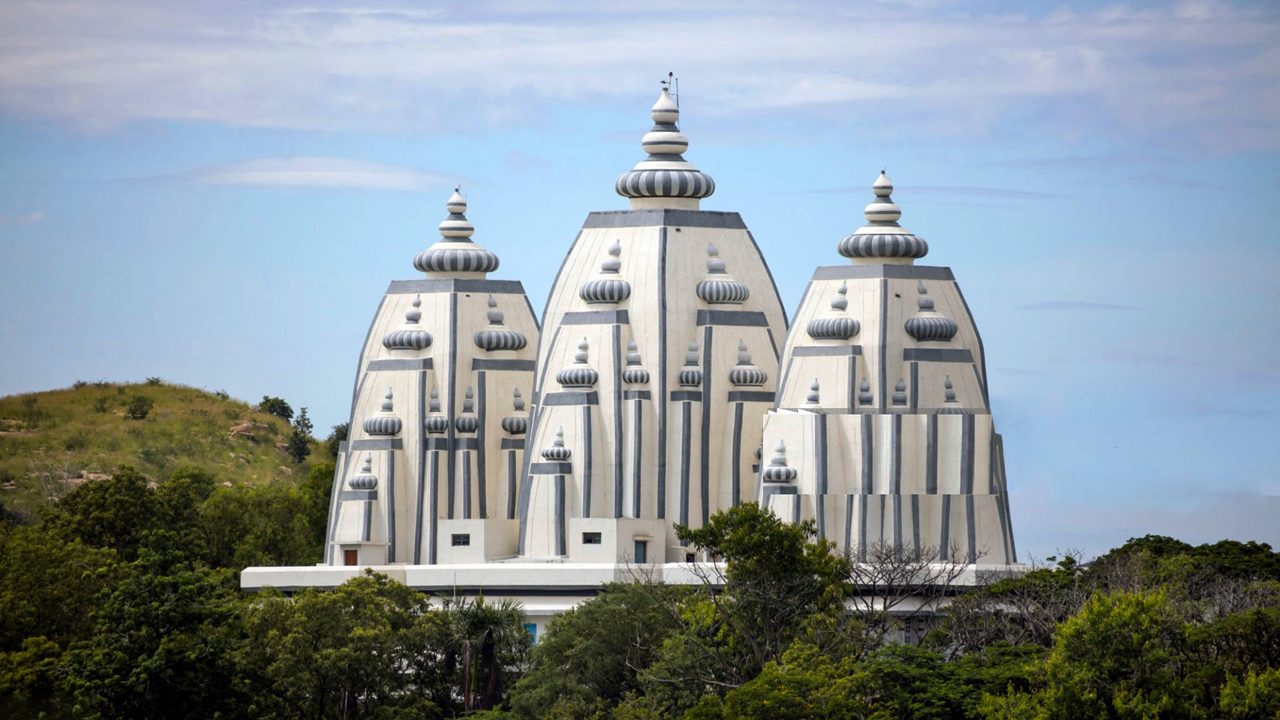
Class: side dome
807,283,860,340
424,388,449,434
413,189,500,275
383,295,432,350
349,455,378,490
622,340,650,385
837,172,929,260
454,387,479,434
556,338,599,388
677,341,703,387
502,388,528,435
905,282,958,342
615,84,716,201
362,388,403,436
579,241,632,304
728,340,767,387
695,244,750,305
761,441,797,483
541,427,572,461
475,295,528,351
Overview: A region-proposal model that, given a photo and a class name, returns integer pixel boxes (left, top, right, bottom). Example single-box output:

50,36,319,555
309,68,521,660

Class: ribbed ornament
678,341,702,387
363,388,402,436
905,282,958,341
580,241,631,304
762,440,797,483
615,84,716,201
349,456,378,490
695,244,749,304
383,295,433,350
837,172,929,260
728,340,767,387
502,388,528,435
557,338,599,388
474,295,528,351
424,389,449,435
622,340,650,385
541,428,572,461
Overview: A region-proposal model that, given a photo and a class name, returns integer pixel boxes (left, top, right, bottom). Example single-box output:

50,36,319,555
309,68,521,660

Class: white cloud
0,1,1276,150
162,157,453,191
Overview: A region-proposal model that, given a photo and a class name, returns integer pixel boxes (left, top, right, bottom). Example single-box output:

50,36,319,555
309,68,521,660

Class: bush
213,389,229,401
324,422,349,459
92,397,110,414
258,396,293,421
73,380,88,390
144,377,162,386
125,395,154,420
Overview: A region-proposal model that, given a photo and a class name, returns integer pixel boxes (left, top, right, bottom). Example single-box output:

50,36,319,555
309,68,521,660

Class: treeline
1,467,1277,719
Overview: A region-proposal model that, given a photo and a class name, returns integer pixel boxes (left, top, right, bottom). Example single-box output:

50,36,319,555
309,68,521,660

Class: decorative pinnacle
831,283,849,312
626,340,643,366
439,188,474,239
737,340,751,365
362,455,373,472
406,295,422,324
486,294,505,325
601,241,622,273
429,388,441,413
893,378,907,405
865,171,901,225
381,388,394,412
513,387,526,412
917,282,934,310
684,341,700,367
769,440,789,467
806,379,821,406
859,377,873,405
575,338,590,364
706,244,726,274
945,375,957,403
462,386,475,414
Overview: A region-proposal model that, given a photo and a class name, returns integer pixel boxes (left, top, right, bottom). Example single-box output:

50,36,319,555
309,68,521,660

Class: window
582,532,602,545
685,552,696,563
451,533,471,547
523,622,538,644
343,549,358,566
633,540,647,564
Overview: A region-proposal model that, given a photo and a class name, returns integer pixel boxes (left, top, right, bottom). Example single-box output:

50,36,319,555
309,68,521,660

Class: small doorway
633,540,648,564
343,549,358,566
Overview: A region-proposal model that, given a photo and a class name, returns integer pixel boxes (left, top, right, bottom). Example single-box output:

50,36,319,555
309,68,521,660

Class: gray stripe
500,438,525,449
731,402,743,508
338,489,377,501
966,495,977,563
791,345,863,357
696,309,769,327
428,450,439,563
911,495,921,555
368,358,434,372
542,391,599,406
848,348,857,411
562,310,630,325
386,449,396,562
878,278,888,411
961,414,975,494
657,226,668,520
700,325,712,526
815,412,828,540
940,494,952,560
891,414,902,495
680,401,691,529
910,361,919,411
582,405,593,517
926,415,938,494
632,398,643,517
765,327,780,364
861,414,873,494
415,370,426,564
507,451,517,520
471,358,536,371
325,450,351,563
581,209,747,229
462,449,471,519
845,495,854,552
555,475,566,556
363,495,372,542
902,348,975,363
387,278,529,295
893,494,903,552
612,325,624,518
811,264,956,281
670,390,702,402
623,390,652,400
531,461,573,475
476,371,487,519
858,496,868,562
349,438,404,450
447,290,458,519
727,390,774,402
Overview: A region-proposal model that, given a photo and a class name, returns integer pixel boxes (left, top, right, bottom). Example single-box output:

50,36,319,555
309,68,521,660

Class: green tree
444,596,531,713
125,394,154,420
1218,668,1280,719
286,407,313,464
46,466,160,560
325,422,349,459
258,395,293,421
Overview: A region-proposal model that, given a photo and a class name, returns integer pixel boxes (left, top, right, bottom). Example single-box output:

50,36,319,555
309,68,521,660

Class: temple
242,82,1021,633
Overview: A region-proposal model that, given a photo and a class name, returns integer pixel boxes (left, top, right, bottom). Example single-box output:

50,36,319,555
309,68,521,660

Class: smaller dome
616,83,716,202
413,189,500,276
424,389,449,435
502,388,528,435
806,379,821,408
557,338,599,388
580,241,632,304
728,340,767,387
363,388,403,436
940,375,965,415
349,455,378,490
384,295,432,350
622,339,650,385
678,341,702,388
454,387,478,434
892,378,907,406
837,172,929,261
695,244,750,305
807,283,860,340
762,440,797,483
541,427,572,461
904,282,958,342
475,295,528,351
858,377,873,405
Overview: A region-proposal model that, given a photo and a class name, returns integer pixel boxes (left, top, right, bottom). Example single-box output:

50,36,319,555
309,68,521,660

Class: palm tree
442,595,530,711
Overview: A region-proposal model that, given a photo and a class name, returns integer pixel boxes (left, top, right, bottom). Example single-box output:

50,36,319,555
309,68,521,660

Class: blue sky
1,0,1277,560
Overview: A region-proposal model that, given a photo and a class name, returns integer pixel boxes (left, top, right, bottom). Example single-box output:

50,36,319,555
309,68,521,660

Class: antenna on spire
663,72,679,108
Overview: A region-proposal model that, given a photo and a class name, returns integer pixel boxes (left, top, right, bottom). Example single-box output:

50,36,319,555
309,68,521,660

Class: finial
905,282,958,342
678,340,703,387
615,78,714,204
576,338,590,364
917,282,934,311
512,387,525,412
762,439,798,482
414,188,499,276
542,426,572,461
626,340,642,365
429,388,441,413
696,244,749,304
892,378,907,406
705,244,726,274
944,375,957,403
806,379,821,407
832,283,848,311
859,377,873,405
580,241,631,303
439,189,474,239
602,241,622,273
362,455,372,472
381,388,394,412
623,339,649,384
462,386,475,413
487,294,504,325
406,295,422,323
684,341,699,367
728,339,766,387
737,340,751,365
836,171,927,262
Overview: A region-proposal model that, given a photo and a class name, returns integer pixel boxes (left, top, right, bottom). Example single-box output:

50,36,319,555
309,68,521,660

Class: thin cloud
0,211,46,225
808,184,1060,200
131,157,454,192
1019,300,1142,311
0,1,1275,150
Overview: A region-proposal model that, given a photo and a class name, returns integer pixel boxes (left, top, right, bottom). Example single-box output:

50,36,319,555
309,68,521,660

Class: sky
1,0,1277,561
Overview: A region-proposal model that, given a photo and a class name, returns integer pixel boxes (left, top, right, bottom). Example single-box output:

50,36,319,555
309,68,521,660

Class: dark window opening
451,534,471,547
582,532,602,545
633,540,648,564
685,552,696,563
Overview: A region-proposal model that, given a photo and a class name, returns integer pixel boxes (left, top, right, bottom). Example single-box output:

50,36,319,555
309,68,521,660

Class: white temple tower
326,190,540,566
759,173,1017,565
518,84,789,562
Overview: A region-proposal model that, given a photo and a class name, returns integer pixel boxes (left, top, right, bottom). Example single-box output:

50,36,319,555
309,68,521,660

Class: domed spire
349,455,378,490
806,379,821,408
678,340,703,387
580,240,632,304
837,171,929,262
728,339,767,387
383,295,433,350
623,339,650,385
364,388,403,436
455,386,478,433
696,244,750,305
475,294,528,351
413,188,500,278
892,378,907,406
425,388,449,435
807,282,860,340
762,440,797,483
556,338,599,388
858,377,873,405
542,427,572,461
502,387,528,435
905,281,958,342
615,78,716,207
940,375,965,414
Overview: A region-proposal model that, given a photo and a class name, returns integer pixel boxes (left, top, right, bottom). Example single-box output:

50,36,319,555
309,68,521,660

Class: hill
0,380,325,515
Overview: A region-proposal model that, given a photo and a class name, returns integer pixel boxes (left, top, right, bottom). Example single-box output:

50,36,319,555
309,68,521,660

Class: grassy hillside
0,380,323,514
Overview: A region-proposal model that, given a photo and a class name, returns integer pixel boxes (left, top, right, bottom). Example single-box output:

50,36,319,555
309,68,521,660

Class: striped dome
474,294,528,351
454,387,478,433
424,389,449,434
695,244,750,305
615,85,716,202
413,189,501,276
905,282,958,342
383,295,432,350
349,456,378,490
678,341,702,388
503,388,528,434
728,340,767,387
837,172,929,261
557,338,599,388
363,389,402,436
580,243,632,304
622,340,650,385
542,428,571,461
762,441,797,483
